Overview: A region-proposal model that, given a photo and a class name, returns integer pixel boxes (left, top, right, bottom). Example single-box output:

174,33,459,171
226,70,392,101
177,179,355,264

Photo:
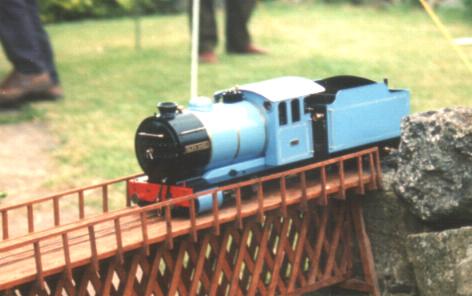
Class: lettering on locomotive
184,140,210,154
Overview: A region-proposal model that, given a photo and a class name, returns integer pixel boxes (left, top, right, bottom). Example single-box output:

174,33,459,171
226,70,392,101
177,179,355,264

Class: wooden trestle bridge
0,147,382,296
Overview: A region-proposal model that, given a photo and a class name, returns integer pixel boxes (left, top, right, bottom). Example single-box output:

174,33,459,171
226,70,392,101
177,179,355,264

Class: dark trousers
189,0,256,53
0,0,59,83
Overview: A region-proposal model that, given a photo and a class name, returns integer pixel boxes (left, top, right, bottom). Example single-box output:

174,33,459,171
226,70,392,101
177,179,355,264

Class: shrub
39,0,185,22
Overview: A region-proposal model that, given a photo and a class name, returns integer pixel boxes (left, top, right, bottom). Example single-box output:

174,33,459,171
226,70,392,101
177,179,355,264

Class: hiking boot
30,84,64,101
0,71,53,106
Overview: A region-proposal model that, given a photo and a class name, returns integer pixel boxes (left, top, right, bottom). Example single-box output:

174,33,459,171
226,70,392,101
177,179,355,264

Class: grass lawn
0,1,471,190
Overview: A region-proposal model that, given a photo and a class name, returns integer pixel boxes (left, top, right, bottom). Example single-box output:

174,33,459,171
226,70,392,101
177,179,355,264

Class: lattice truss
4,198,377,296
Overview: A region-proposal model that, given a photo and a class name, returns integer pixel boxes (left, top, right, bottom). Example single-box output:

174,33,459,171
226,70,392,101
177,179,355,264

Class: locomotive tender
130,75,410,213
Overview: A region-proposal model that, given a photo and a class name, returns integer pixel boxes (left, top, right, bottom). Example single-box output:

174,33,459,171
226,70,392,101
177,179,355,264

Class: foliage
464,0,472,14
39,0,184,22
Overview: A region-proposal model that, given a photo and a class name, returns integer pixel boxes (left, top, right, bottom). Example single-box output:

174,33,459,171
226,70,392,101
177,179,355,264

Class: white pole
190,0,201,100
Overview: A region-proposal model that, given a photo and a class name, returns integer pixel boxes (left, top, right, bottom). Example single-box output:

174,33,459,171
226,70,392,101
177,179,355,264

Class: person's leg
27,0,60,85
0,0,47,74
225,0,256,53
189,0,218,54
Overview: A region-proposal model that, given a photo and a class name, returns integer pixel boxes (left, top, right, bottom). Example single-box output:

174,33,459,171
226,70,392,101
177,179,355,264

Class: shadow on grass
0,104,45,125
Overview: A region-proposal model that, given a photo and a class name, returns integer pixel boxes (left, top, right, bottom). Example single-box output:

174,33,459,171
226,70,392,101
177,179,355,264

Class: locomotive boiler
130,75,410,213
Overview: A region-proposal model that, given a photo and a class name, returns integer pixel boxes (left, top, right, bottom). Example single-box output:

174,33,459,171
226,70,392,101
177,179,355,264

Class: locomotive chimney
158,102,178,120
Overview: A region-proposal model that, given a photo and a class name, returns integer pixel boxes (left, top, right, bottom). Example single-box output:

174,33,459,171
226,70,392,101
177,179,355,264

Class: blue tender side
325,83,410,153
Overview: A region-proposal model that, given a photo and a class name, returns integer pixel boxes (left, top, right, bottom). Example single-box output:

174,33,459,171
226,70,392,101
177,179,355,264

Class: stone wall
313,108,472,296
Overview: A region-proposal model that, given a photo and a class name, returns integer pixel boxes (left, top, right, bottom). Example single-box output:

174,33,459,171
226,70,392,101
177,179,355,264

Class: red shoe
199,51,218,64
244,44,267,54
228,44,267,55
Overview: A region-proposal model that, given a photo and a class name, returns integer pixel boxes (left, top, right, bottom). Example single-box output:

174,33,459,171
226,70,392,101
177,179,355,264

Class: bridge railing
0,173,143,241
0,147,382,291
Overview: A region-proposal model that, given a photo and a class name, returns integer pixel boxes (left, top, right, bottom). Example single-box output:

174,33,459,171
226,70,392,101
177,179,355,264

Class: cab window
291,99,300,122
279,102,287,126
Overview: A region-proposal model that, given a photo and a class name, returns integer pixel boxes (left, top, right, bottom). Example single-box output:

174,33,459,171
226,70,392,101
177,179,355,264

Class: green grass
0,2,471,188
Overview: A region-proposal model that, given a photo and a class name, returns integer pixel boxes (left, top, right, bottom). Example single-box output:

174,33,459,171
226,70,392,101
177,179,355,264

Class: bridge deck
0,147,382,292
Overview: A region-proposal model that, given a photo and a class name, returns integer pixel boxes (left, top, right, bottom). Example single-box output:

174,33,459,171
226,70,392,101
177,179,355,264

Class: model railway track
0,147,381,292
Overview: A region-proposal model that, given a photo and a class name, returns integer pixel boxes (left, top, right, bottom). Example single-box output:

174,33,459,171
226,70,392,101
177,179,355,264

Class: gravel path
0,121,57,203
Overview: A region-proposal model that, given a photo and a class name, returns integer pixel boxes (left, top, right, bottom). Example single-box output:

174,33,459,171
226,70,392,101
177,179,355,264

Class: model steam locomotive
129,75,410,213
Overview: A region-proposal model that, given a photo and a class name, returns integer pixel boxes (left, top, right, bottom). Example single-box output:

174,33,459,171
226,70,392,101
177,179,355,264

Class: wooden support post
212,192,220,235
321,166,328,205
53,196,60,226
257,181,264,223
140,212,150,256
102,185,109,213
357,156,365,195
235,188,243,229
300,172,308,211
338,160,346,199
33,241,45,290
2,210,8,240
62,232,73,281
79,190,85,219
350,198,381,296
190,198,198,242
27,204,34,233
280,177,288,217
165,204,174,249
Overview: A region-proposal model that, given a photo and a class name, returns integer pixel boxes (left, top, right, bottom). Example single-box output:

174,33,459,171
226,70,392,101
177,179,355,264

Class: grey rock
361,165,424,296
456,256,472,296
406,226,472,296
394,108,472,223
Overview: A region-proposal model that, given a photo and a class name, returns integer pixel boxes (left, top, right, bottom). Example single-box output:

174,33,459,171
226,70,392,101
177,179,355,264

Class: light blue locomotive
132,75,410,212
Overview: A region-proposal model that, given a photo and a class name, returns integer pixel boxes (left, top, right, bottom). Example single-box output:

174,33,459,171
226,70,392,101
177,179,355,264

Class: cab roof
239,76,326,103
